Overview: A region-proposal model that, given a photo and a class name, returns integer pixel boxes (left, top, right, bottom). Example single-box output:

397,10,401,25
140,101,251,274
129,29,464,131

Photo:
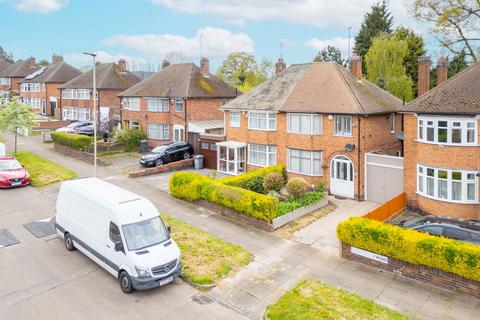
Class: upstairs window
287,113,322,135
147,98,169,112
389,113,395,133
124,98,141,111
334,115,352,136
174,98,184,112
248,112,276,130
417,116,477,145
61,89,78,99
77,89,90,100
229,111,240,127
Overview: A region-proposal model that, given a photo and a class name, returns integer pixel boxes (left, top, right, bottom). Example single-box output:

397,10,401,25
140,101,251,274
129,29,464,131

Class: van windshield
122,217,169,251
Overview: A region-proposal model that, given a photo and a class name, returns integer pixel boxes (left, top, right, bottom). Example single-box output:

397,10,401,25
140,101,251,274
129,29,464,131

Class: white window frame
417,116,478,146
247,144,276,167
146,97,169,112
124,98,141,111
0,78,10,85
417,164,478,204
229,111,240,128
128,120,140,130
62,107,90,121
77,89,90,100
248,111,277,131
287,113,322,135
334,115,352,136
287,148,322,176
174,98,184,112
147,123,170,140
389,113,395,133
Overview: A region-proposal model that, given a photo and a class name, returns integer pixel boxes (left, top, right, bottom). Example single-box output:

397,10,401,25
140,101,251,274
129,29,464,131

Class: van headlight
135,266,150,278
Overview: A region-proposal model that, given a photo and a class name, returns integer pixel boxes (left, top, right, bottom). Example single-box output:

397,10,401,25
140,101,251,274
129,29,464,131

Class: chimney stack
417,55,431,96
117,59,127,74
349,51,362,80
436,56,448,86
275,57,286,75
52,55,63,63
162,60,171,69
26,57,36,68
200,57,209,77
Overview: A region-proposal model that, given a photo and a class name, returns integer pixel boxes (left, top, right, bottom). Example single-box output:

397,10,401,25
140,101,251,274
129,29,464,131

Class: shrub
219,165,286,194
263,173,285,193
314,182,326,193
113,128,147,151
51,132,93,150
276,191,324,216
337,217,480,282
169,172,210,201
286,177,310,198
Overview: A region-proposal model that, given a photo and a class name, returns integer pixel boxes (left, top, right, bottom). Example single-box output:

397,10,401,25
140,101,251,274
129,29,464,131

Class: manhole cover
23,217,56,238
192,294,214,305
0,228,19,247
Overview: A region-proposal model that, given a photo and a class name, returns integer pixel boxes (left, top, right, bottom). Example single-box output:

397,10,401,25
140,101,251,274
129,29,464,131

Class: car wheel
155,159,164,167
119,271,134,294
183,152,190,160
64,233,75,251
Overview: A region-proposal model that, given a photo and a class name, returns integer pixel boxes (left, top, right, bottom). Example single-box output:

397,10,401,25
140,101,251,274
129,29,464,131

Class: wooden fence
363,192,406,222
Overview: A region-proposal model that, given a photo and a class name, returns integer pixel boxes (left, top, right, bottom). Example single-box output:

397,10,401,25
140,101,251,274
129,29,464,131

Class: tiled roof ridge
335,63,366,114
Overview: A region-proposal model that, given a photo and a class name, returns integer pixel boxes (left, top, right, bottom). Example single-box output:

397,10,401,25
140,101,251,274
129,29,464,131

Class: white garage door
365,153,404,204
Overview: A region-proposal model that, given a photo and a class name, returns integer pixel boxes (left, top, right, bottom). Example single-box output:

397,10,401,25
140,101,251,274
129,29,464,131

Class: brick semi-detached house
59,59,140,123
19,55,81,116
402,60,480,220
220,55,403,200
119,58,238,148
0,58,38,104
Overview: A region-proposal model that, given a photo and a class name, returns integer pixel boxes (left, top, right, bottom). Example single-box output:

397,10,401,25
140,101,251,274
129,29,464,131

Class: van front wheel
64,233,75,251
119,271,134,294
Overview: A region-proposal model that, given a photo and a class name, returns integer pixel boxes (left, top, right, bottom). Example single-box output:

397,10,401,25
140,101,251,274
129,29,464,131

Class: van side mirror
114,241,124,252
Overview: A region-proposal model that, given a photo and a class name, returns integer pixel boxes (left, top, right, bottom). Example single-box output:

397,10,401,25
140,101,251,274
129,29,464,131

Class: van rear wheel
119,271,134,294
64,233,75,251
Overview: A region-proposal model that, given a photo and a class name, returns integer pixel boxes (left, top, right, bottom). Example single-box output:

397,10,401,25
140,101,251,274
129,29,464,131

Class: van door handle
106,244,111,248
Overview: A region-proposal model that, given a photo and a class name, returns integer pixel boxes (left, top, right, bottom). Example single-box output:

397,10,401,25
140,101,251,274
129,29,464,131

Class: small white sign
351,246,388,264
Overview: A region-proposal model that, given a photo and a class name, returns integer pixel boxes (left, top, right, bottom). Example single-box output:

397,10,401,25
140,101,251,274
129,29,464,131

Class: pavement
1,133,480,320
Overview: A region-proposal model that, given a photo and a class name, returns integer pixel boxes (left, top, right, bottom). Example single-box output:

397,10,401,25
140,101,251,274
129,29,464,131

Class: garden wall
53,143,107,166
341,243,480,298
129,159,194,178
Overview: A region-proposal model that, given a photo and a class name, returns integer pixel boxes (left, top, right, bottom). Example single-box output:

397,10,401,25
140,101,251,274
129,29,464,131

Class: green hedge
219,165,287,194
51,132,93,150
170,172,278,221
337,217,480,282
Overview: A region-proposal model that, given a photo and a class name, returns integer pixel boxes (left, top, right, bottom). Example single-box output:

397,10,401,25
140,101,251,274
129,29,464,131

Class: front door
330,156,354,198
174,125,184,142
42,99,46,115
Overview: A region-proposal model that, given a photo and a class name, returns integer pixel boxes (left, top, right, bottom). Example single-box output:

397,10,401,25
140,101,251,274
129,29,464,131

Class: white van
55,178,182,293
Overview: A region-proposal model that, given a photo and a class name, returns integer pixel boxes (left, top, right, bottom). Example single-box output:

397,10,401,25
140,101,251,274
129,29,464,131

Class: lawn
265,280,413,320
14,151,78,186
0,136,5,143
161,214,252,286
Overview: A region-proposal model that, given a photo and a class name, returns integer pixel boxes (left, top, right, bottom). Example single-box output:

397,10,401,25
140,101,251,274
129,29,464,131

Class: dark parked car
400,215,480,244
139,142,194,167
56,121,94,135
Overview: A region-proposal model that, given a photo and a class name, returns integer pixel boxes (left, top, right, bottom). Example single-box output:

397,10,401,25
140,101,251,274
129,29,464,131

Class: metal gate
365,153,404,204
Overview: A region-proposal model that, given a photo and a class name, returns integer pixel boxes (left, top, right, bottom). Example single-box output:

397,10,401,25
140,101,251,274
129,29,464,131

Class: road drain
192,294,214,305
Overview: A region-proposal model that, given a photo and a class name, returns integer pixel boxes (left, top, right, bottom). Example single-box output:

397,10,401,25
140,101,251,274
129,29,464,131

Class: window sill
286,169,322,177
247,162,274,168
147,138,170,141
229,124,240,128
333,134,353,138
287,131,322,136
414,140,478,147
416,192,478,205
247,128,277,132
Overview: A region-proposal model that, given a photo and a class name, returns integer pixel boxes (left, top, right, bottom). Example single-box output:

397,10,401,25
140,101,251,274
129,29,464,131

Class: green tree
38,59,49,67
365,35,413,102
0,99,36,152
448,49,468,77
411,0,479,63
216,52,272,93
313,45,345,65
0,46,14,63
354,1,394,65
393,27,426,96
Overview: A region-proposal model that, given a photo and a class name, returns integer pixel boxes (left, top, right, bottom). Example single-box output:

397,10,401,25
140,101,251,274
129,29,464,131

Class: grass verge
14,151,78,186
266,280,413,320
274,204,336,240
0,136,4,143
162,214,252,286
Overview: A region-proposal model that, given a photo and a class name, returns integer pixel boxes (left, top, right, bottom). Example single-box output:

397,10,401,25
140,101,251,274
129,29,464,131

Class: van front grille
151,259,177,276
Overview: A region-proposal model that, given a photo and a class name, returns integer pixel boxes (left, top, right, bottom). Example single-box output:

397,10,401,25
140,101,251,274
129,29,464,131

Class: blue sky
0,0,439,72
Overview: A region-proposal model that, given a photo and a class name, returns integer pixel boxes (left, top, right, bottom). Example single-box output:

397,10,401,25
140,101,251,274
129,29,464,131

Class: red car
0,157,30,189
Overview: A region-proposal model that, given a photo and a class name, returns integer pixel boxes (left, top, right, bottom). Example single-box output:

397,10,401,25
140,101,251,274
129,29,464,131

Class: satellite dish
345,144,355,152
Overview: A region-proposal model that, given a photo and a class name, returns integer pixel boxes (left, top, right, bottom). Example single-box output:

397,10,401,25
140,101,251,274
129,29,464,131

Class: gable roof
402,62,480,115
60,62,141,90
0,59,39,78
21,61,81,84
0,58,12,74
119,63,238,98
221,62,402,114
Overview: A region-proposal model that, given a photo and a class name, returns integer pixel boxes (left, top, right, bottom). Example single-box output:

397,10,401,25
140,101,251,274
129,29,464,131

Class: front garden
169,165,328,230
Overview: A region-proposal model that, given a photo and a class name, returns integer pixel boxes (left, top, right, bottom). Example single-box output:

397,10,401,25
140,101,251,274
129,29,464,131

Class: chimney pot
349,52,362,80
436,56,448,86
162,60,171,69
26,57,36,68
52,55,63,63
117,59,127,74
417,55,431,96
200,57,210,77
275,57,286,75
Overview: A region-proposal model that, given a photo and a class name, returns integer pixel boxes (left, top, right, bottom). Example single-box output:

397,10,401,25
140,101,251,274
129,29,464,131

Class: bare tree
164,51,190,64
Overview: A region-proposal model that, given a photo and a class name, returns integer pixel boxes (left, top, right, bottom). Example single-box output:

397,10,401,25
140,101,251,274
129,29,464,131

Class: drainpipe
357,116,361,201
184,98,187,142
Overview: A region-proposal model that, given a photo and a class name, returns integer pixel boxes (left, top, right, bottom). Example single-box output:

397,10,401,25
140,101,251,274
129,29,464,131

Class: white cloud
103,27,254,60
63,51,147,68
305,37,353,59
13,0,68,13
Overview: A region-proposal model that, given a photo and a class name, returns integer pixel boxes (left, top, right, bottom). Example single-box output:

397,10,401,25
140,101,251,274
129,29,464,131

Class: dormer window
417,116,477,145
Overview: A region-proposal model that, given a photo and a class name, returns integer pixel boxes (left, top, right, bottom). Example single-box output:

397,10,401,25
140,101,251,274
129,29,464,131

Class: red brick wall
225,111,401,200
59,89,123,120
403,114,480,219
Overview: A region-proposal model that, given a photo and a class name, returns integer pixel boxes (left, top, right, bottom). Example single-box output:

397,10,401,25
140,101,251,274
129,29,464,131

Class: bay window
417,164,478,203
62,107,90,121
248,112,276,130
287,148,322,176
248,144,276,167
287,113,322,135
147,98,169,112
229,111,240,127
417,116,477,145
334,115,352,136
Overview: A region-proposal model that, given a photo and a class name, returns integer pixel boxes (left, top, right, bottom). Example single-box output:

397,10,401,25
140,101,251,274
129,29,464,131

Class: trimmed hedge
51,132,93,150
337,217,480,282
170,172,278,221
219,165,287,194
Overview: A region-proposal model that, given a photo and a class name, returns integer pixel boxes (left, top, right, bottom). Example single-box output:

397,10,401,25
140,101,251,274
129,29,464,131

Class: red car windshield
0,160,22,171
